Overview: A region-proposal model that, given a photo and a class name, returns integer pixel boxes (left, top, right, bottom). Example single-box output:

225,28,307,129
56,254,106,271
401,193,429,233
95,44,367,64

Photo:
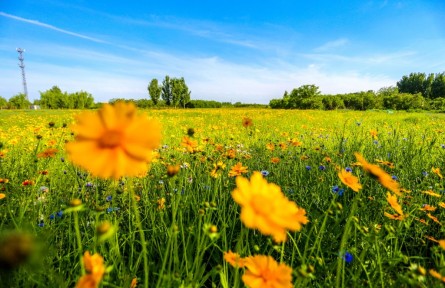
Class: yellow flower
429,269,445,282
354,153,400,195
439,240,445,250
242,255,293,288
422,190,442,197
157,198,166,210
432,167,443,179
232,172,308,243
66,102,161,179
0,193,5,200
386,192,403,216
338,170,362,192
229,162,249,177
130,278,138,288
223,250,246,268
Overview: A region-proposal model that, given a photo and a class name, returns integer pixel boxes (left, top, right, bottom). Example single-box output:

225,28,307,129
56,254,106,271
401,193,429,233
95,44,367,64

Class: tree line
269,72,445,111
148,75,191,108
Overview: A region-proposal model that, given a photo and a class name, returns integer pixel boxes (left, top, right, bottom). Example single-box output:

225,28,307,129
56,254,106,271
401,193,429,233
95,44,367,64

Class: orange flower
386,192,403,216
22,180,33,186
427,213,441,225
130,278,138,288
181,136,198,153
270,157,280,164
439,240,445,250
223,250,246,268
384,212,405,221
354,153,400,195
229,162,248,177
226,149,236,159
66,102,161,179
370,129,378,139
338,170,362,192
242,117,253,128
429,269,445,282
37,148,58,158
76,251,105,288
421,204,436,211
266,143,275,151
0,193,5,200
232,172,308,242
242,255,293,288
166,165,180,177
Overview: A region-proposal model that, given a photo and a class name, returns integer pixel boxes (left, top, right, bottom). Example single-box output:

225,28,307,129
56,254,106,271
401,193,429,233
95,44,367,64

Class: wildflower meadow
2,106,445,287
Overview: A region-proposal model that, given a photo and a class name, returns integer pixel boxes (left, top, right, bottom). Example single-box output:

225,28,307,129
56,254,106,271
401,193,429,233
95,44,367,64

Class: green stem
129,178,149,288
335,193,360,288
73,211,84,275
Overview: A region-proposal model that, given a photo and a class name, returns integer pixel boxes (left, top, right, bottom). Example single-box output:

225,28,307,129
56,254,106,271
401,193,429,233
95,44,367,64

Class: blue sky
1,0,444,104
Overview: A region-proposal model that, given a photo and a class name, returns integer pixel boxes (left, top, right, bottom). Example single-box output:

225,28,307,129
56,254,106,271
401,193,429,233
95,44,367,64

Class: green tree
39,86,64,108
171,77,191,108
161,76,172,106
431,72,445,99
0,96,7,109
397,73,432,98
148,78,161,105
8,93,30,109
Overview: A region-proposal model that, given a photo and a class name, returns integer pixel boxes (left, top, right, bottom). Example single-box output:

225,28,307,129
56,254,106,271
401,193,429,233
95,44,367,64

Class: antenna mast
16,48,28,100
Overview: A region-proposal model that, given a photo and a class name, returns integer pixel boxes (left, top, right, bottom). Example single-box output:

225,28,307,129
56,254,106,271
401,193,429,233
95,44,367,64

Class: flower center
98,130,123,148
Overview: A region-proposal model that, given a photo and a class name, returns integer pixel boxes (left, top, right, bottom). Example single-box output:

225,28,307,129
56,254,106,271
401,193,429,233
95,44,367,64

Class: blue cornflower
422,171,428,176
38,221,44,227
342,252,353,263
56,210,63,218
373,140,379,145
391,175,398,181
345,167,352,172
49,214,55,220
107,207,120,213
261,170,270,177
85,182,93,188
319,165,326,171
106,195,112,201
305,166,311,171
332,185,344,196
441,144,445,149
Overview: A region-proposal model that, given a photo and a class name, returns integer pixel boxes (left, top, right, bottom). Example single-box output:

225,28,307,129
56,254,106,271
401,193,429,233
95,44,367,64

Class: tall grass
1,109,445,287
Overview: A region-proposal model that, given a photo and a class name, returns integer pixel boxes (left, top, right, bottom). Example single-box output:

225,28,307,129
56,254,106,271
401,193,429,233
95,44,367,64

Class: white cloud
0,12,107,44
314,38,349,52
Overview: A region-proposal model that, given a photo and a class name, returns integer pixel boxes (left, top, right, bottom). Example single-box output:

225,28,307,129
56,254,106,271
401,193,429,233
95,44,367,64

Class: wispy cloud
0,12,108,44
314,38,349,52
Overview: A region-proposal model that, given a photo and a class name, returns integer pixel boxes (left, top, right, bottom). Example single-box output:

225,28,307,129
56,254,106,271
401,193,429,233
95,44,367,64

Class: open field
2,108,445,287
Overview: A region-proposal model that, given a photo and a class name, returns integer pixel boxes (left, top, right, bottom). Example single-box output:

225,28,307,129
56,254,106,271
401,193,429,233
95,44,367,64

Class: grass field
1,107,445,287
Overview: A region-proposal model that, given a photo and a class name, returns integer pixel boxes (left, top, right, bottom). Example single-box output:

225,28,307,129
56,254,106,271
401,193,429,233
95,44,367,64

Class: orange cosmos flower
270,157,280,164
76,251,105,288
37,148,58,158
228,162,249,177
354,153,400,195
266,143,275,151
338,170,362,192
242,255,293,288
386,192,403,216
223,250,246,268
384,212,405,221
0,193,5,200
181,136,198,153
232,172,308,242
66,102,161,179
429,269,445,282
427,213,441,225
166,164,180,177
